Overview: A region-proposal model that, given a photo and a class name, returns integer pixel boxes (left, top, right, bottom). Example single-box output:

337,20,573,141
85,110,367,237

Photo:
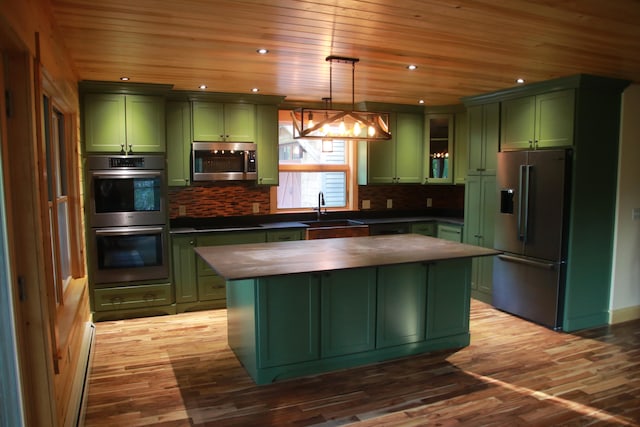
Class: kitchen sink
302,219,365,227
303,219,369,240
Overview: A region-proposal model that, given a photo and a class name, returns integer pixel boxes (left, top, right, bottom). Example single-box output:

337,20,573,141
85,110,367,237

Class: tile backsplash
169,183,464,218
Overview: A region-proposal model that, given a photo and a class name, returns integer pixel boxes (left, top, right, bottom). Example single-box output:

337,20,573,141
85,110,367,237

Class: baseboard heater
65,322,96,427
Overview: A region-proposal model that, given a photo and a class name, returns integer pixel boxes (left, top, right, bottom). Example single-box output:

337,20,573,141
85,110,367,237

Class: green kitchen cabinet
411,221,436,237
423,114,454,183
192,101,256,142
453,111,468,185
426,259,471,339
172,235,197,303
437,223,463,242
467,103,499,175
255,104,279,185
463,174,497,303
376,263,427,348
166,101,192,186
366,112,423,184
172,230,265,312
321,268,377,357
84,93,166,153
501,89,575,150
266,228,304,242
257,273,321,368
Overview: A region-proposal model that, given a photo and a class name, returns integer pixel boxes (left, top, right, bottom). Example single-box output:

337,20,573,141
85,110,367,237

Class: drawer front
197,275,226,301
196,231,265,275
266,229,303,242
411,222,436,236
437,224,463,242
94,283,173,312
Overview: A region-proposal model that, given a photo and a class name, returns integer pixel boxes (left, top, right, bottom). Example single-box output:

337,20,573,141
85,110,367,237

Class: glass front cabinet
423,114,454,184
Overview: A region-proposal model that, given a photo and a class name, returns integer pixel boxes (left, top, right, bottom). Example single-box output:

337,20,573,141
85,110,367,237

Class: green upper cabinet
394,112,424,183
255,104,279,185
423,114,454,184
501,89,575,151
467,103,499,175
192,101,256,142
366,112,423,184
166,101,192,186
84,93,166,153
453,111,468,185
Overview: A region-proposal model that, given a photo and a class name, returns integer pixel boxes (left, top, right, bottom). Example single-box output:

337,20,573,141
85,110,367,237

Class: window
44,96,73,302
273,110,356,212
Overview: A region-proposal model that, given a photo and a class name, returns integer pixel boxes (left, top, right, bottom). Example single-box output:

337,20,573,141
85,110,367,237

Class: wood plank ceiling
49,0,640,106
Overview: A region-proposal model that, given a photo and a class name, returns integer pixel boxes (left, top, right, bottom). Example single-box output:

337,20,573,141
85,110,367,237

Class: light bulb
339,121,346,135
368,125,376,137
322,123,330,135
353,122,362,136
307,112,314,129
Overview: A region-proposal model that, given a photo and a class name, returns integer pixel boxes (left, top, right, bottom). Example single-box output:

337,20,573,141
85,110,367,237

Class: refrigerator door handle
523,165,532,243
518,165,525,241
498,254,557,270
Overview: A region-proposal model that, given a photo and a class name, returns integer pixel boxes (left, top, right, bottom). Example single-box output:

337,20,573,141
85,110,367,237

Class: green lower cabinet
265,228,304,242
92,283,175,321
411,222,436,237
257,274,320,368
197,275,225,301
376,264,427,348
437,224,463,242
172,235,197,303
226,259,473,384
426,259,471,339
321,268,377,357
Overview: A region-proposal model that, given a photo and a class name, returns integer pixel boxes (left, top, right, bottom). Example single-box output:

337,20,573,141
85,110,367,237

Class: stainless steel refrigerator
493,149,572,330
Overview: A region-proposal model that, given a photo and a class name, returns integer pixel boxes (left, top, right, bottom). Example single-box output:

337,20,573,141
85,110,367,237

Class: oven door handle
91,170,163,179
94,226,164,236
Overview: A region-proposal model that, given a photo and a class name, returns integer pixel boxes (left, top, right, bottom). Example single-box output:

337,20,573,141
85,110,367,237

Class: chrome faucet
316,191,325,220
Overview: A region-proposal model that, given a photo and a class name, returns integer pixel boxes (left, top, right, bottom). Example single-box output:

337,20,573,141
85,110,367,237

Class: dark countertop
170,214,464,235
195,234,499,280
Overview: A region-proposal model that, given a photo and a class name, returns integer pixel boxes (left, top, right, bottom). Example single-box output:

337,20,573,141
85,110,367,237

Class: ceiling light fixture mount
291,55,391,141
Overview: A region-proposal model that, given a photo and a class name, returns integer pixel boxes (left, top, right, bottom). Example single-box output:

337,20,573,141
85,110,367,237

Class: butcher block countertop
195,234,500,280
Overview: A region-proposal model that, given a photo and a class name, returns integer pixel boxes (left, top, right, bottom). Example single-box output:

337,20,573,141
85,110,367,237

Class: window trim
269,136,359,213
40,68,86,372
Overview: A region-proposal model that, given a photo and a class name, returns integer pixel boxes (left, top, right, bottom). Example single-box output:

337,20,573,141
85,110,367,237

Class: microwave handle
94,226,164,236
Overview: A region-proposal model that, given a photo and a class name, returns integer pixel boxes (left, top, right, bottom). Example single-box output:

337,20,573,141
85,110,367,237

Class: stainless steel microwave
192,142,257,181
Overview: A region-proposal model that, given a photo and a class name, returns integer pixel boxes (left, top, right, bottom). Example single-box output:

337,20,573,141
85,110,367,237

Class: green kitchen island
195,234,499,384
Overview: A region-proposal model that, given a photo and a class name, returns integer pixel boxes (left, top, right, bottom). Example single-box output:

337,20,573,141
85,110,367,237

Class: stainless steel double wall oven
86,155,169,285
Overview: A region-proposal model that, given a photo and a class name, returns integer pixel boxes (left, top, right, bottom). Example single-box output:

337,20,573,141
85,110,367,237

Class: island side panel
226,278,259,380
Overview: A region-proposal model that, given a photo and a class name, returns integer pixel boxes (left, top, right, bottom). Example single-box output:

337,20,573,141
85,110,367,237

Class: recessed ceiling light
256,48,269,54
418,99,425,104
199,84,207,90
407,64,418,70
251,88,260,93
120,76,130,81
516,78,525,84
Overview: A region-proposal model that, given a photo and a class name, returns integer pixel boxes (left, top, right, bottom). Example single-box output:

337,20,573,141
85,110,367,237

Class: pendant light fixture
291,56,391,141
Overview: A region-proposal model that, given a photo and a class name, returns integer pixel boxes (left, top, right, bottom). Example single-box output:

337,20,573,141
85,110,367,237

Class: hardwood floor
84,300,640,426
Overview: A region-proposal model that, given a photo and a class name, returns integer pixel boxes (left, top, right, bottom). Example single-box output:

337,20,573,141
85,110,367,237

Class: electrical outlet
252,203,260,214
178,205,187,216
427,198,433,208
362,200,371,209
386,199,393,209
